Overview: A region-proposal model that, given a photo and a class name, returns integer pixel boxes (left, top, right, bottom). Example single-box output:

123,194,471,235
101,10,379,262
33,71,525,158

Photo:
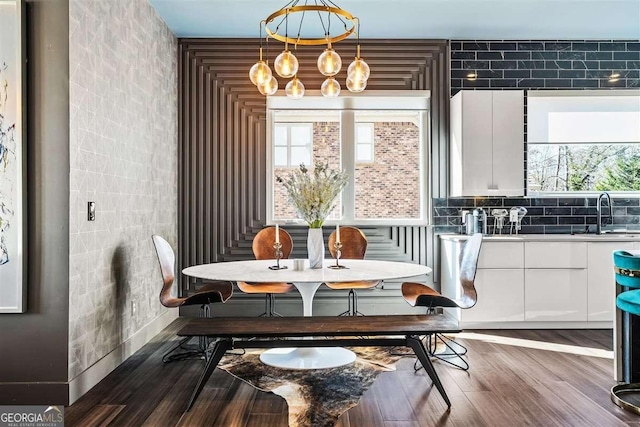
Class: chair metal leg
338,289,365,316
427,333,469,371
269,293,285,317
258,294,285,317
162,336,193,363
352,289,365,316
163,304,211,363
429,333,468,356
199,304,211,356
259,293,270,317
415,308,469,371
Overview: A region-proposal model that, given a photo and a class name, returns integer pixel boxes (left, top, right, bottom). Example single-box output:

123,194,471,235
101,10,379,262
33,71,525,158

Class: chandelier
249,1,370,99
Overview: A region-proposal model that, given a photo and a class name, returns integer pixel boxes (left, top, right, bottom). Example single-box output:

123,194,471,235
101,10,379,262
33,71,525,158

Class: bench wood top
178,314,460,338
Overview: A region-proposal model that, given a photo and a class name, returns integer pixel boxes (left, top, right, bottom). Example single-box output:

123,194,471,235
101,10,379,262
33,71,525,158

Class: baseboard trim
0,383,69,406
68,309,178,404
458,321,612,329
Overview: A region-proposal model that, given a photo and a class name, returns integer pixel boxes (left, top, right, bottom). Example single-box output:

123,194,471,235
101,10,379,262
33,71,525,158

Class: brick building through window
267,94,430,225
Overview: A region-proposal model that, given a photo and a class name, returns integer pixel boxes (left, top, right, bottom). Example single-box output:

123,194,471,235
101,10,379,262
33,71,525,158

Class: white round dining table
183,258,432,369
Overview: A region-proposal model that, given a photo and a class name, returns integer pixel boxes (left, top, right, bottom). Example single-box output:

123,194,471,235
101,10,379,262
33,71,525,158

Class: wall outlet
131,300,138,316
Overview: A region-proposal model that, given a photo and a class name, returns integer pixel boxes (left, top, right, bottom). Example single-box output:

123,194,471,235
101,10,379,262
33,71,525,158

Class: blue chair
611,250,640,415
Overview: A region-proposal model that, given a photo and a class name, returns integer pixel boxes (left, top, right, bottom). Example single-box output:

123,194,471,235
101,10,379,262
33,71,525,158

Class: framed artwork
0,0,26,313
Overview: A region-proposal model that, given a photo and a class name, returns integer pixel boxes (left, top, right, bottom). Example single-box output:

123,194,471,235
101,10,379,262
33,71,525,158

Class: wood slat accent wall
178,39,449,295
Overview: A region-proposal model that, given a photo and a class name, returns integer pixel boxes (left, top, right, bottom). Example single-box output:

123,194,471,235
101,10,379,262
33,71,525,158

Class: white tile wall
68,0,177,380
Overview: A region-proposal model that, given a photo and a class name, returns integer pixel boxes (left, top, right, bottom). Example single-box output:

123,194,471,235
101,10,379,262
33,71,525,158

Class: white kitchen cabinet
587,242,636,322
450,90,524,197
439,234,639,328
464,269,525,322
441,239,525,323
524,241,588,321
478,241,524,269
524,269,588,321
525,241,587,269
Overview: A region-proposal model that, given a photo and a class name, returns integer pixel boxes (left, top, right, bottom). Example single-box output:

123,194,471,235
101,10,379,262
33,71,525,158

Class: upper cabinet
450,90,524,197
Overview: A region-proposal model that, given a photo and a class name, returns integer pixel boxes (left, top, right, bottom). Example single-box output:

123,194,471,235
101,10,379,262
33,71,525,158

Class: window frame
266,91,431,226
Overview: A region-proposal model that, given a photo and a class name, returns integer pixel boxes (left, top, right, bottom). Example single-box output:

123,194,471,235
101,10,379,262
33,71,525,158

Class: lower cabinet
464,269,524,322
440,236,640,328
524,269,588,321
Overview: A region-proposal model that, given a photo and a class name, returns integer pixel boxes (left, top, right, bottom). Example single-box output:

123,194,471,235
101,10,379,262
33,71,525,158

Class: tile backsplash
442,40,640,235
433,197,640,235
451,40,639,94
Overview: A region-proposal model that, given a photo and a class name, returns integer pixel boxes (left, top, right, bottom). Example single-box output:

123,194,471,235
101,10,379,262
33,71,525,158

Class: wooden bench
178,314,460,411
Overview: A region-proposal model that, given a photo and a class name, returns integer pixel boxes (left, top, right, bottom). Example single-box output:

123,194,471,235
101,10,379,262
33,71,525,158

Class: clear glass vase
307,227,325,269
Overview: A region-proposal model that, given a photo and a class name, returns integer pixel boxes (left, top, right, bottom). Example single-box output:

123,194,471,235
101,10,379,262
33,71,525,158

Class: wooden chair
152,235,233,362
237,227,294,316
401,233,483,370
325,226,380,316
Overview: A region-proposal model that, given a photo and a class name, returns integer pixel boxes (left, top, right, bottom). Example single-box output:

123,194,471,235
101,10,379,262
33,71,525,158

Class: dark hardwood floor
66,320,639,426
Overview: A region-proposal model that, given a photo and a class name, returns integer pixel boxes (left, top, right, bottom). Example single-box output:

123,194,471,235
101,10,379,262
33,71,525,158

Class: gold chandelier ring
265,5,356,46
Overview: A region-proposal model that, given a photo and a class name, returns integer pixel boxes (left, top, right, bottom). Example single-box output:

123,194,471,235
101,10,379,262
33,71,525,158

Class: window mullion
287,125,292,167
266,110,274,224
421,111,430,223
341,110,355,223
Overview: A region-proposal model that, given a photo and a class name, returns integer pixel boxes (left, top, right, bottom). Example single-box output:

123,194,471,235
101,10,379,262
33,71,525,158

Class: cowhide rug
218,346,413,427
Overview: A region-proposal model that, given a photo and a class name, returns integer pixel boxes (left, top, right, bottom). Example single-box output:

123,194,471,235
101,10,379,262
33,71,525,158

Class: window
273,123,313,167
356,123,374,163
267,93,430,225
354,112,423,220
527,91,640,193
271,111,342,222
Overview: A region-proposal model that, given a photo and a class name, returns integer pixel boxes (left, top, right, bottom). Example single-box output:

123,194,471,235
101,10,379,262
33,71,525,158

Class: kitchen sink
592,233,640,238
593,229,640,236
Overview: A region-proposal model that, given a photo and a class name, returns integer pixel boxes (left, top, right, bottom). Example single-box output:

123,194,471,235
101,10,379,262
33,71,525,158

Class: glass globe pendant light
249,48,273,87
346,74,366,93
321,77,340,98
258,75,278,96
249,22,273,89
274,48,298,78
346,21,369,93
317,42,342,76
347,45,370,82
285,76,305,100
273,11,298,78
347,58,370,81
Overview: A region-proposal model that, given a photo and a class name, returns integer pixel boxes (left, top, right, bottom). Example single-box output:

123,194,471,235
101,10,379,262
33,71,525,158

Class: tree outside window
527,91,640,193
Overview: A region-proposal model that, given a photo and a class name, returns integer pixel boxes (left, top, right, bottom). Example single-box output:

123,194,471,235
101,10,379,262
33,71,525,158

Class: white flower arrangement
276,162,348,228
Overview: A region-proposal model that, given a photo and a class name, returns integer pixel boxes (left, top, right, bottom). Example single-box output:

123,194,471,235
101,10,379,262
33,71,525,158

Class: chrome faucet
596,192,613,234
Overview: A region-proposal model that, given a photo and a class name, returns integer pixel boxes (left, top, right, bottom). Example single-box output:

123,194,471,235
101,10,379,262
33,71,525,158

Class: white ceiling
149,0,640,40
